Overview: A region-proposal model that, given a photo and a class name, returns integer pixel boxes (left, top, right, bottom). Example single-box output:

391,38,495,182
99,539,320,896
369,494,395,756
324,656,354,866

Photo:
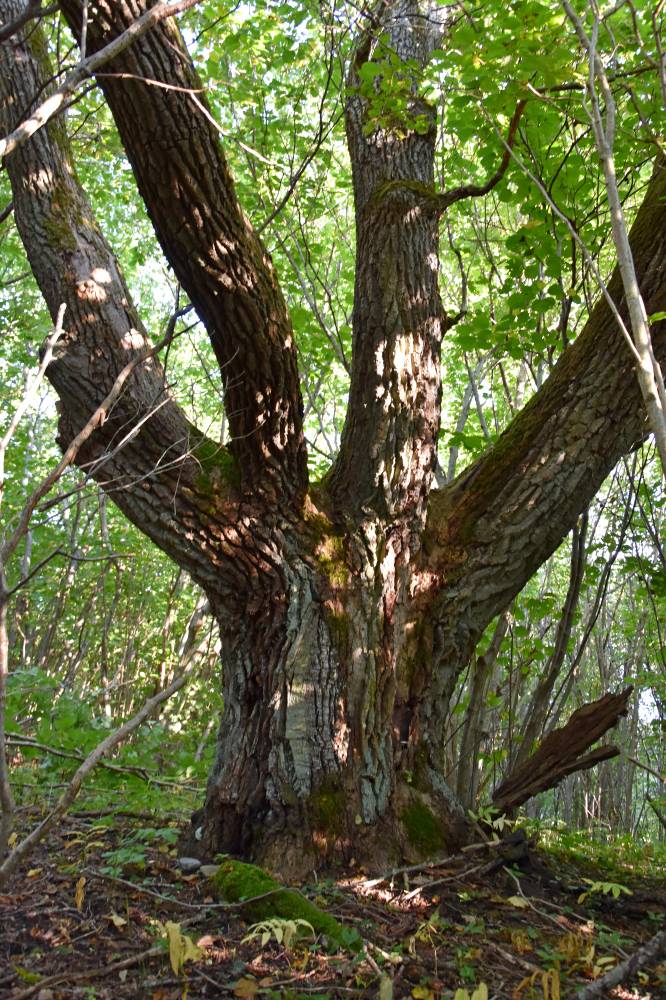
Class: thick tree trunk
194,503,473,872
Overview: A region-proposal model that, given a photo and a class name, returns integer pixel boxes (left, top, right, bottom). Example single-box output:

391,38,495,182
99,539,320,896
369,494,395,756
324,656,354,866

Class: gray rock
178,856,202,873
200,864,220,878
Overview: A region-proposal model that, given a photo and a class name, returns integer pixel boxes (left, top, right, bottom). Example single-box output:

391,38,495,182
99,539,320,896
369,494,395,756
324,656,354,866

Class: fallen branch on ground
574,928,666,999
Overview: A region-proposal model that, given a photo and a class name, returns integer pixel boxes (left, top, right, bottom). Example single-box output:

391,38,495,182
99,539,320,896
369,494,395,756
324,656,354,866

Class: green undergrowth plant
242,916,316,949
577,878,632,904
453,987,488,1000
6,665,217,821
100,824,180,876
521,821,666,881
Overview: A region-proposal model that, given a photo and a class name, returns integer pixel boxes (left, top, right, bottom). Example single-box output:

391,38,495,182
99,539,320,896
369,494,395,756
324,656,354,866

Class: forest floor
1,808,665,1000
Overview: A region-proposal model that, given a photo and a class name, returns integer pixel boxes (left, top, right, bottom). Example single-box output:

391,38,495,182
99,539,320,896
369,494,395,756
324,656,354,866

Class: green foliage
1,0,665,873
242,916,316,948
530,825,666,881
577,878,633,904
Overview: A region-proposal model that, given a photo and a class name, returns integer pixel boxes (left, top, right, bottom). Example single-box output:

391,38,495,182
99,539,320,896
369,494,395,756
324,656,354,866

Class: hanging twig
0,0,204,159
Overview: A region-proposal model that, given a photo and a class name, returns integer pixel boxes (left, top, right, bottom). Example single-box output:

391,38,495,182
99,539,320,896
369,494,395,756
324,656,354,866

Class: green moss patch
302,498,350,589
212,858,362,952
401,801,446,856
189,426,240,496
310,779,346,837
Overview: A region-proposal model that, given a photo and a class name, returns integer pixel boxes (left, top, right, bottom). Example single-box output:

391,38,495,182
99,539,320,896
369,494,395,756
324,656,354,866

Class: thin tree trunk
455,610,511,809
511,512,588,770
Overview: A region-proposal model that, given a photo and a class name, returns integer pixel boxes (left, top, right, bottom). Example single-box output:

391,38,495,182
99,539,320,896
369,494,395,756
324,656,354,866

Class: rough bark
2,0,666,874
415,159,666,772
59,0,307,503
492,687,633,814
0,4,217,583
328,0,449,524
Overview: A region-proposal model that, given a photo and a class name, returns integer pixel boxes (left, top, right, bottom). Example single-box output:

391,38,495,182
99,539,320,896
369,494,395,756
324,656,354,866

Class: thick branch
575,928,666,1000
0,4,244,596
436,101,526,210
422,158,666,700
328,0,452,523
0,0,203,157
59,0,307,503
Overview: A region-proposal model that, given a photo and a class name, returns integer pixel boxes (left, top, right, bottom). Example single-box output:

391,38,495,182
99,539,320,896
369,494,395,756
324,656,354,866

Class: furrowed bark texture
329,0,448,524
414,160,666,772
2,0,665,872
0,1,213,583
59,0,307,504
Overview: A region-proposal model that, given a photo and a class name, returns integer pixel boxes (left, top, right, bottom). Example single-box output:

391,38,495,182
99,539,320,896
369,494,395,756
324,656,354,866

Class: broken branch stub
492,687,633,814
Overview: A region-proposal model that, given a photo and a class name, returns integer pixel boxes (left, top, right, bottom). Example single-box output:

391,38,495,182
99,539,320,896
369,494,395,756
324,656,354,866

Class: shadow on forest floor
1,808,665,999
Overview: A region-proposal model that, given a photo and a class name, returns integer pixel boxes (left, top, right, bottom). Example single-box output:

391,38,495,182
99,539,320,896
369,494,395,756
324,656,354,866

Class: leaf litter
1,809,665,999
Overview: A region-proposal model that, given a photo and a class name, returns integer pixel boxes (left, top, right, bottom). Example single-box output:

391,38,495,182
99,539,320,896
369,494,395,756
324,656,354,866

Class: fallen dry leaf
233,977,259,998
74,876,86,911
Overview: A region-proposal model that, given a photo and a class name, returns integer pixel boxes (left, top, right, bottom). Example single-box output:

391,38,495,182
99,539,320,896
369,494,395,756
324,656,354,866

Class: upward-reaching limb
0,3,247,598
418,159,666,739
328,0,450,524
59,0,307,504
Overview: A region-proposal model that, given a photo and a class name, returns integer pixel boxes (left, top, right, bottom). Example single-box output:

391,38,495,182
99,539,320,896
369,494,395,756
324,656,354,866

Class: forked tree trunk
2,0,666,875
200,529,473,872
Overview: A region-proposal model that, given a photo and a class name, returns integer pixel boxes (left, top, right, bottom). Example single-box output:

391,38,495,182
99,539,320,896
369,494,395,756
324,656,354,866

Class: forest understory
1,801,665,1000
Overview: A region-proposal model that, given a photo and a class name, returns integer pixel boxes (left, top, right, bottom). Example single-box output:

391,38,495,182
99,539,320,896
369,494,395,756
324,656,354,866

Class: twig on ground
502,867,565,930
402,863,486,901
83,865,302,912
361,840,494,889
486,939,542,975
575,928,666,999
7,937,175,1000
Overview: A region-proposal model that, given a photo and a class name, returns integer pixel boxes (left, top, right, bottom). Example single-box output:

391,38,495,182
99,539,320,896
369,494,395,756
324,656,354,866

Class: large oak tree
1,0,665,872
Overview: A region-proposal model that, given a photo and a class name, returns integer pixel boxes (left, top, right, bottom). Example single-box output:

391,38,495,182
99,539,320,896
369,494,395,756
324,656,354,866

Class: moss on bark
188,426,240,495
310,778,347,838
401,800,446,855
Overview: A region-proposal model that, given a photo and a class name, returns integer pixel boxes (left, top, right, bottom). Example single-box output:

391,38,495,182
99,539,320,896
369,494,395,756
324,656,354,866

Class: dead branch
492,687,633,813
575,928,666,999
